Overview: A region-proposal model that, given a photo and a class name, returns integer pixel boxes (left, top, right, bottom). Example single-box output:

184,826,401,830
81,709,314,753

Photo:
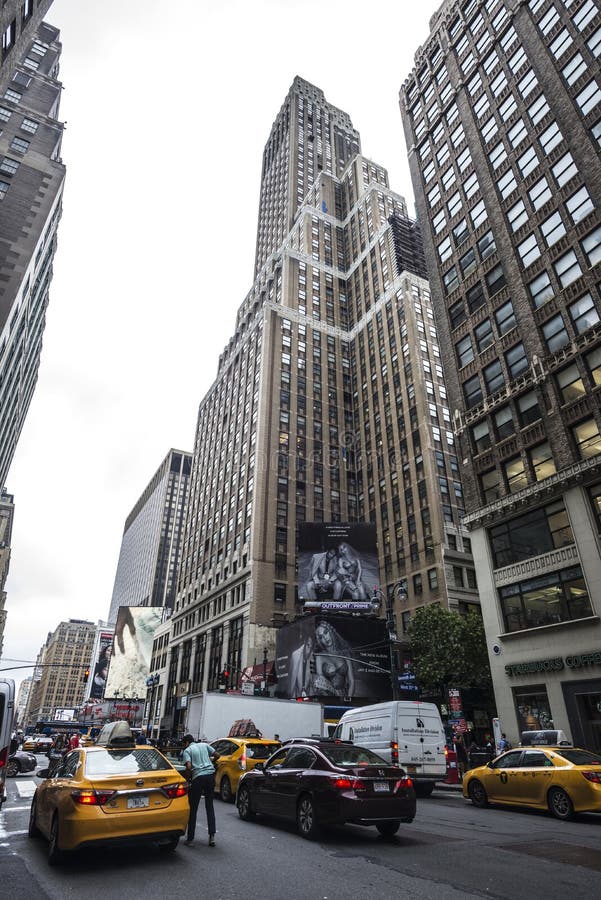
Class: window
476,318,494,351
506,342,528,377
587,346,601,385
444,265,459,293
442,167,457,191
500,566,591,632
563,52,587,85
0,106,12,122
428,183,442,207
589,26,601,56
529,176,552,210
495,405,516,439
518,391,541,426
539,4,559,33
505,456,527,493
463,172,479,198
433,209,447,234
497,168,517,198
472,420,491,453
490,142,507,169
467,281,486,312
20,116,38,134
470,199,488,228
486,263,506,295
530,442,556,481
495,300,516,334
456,335,474,367
0,180,8,200
572,418,601,458
464,374,483,408
474,93,490,119
448,191,462,217
554,250,582,288
550,28,573,59
460,247,477,277
0,157,19,175
552,152,577,187
4,88,22,104
491,70,508,96
541,210,566,247
489,500,574,567
517,145,539,177
508,199,528,231
482,117,498,142
450,299,466,329
566,186,594,223
499,94,518,120
453,565,464,588
527,93,550,125
428,568,439,590
9,136,29,154
581,226,601,266
457,147,472,171
438,236,452,262
542,313,569,352
453,218,468,246
556,363,585,403
484,359,505,394
576,80,601,116
508,118,527,148
478,230,496,259
518,69,539,98
569,292,599,334
529,271,554,308
518,233,541,267
573,0,597,32
481,468,502,502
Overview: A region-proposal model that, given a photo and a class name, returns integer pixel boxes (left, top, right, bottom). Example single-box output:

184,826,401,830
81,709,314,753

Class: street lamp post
145,674,160,739
262,647,268,697
372,581,408,700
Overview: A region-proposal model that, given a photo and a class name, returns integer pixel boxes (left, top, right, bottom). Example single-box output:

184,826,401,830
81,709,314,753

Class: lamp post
145,674,160,739
262,647,268,697
372,581,408,700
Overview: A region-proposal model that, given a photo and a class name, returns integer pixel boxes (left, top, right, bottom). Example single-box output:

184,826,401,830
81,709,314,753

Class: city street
1,763,600,900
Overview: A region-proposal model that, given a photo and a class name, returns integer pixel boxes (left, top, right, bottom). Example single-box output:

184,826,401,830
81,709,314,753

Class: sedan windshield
320,746,389,767
85,748,173,777
246,744,280,759
556,749,601,766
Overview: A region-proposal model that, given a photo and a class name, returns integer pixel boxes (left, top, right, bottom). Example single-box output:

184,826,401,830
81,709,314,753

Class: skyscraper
108,449,192,624
0,1,55,94
161,77,478,735
0,489,15,657
0,17,65,488
400,0,601,747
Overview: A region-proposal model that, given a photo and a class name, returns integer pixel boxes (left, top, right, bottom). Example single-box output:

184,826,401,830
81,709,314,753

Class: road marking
2,806,30,812
15,780,36,798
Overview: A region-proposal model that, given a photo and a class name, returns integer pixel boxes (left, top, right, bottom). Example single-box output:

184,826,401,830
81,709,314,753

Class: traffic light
83,667,90,682
219,667,229,691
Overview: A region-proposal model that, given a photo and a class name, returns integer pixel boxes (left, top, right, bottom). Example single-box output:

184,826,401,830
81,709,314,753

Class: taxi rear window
85,749,172,777
557,749,601,766
246,744,280,759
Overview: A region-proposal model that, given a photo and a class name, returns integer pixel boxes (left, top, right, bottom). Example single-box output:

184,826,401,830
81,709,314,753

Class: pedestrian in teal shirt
182,734,219,846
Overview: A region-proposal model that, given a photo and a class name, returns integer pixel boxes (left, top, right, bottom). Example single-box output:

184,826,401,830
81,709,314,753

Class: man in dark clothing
182,734,220,847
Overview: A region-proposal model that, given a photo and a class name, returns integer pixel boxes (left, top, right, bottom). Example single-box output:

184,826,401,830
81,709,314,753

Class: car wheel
376,820,401,837
548,787,574,821
47,814,64,866
296,794,320,840
220,776,233,803
237,785,256,821
467,779,489,808
414,783,434,798
28,796,40,838
6,759,20,778
159,837,179,852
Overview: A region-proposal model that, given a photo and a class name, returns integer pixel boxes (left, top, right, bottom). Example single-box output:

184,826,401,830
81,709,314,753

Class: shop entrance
562,679,601,751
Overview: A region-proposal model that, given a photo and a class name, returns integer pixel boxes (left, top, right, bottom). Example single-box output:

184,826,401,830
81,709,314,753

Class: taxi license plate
127,796,149,809
406,766,417,773
374,782,390,792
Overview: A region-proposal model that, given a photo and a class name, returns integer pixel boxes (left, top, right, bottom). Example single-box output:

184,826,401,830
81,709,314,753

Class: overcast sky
1,0,442,693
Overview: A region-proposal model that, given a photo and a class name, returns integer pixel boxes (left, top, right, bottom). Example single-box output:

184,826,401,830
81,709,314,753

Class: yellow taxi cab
463,745,601,820
28,721,189,864
211,736,281,802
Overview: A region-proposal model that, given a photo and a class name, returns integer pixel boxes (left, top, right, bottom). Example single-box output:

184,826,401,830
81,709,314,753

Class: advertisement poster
297,523,380,602
104,606,163,700
275,615,389,700
90,631,113,700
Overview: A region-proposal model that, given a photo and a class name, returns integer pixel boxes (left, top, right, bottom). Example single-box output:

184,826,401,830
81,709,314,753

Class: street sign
241,682,254,696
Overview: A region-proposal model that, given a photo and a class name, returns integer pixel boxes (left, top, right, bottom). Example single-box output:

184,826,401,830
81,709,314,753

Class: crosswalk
0,780,35,841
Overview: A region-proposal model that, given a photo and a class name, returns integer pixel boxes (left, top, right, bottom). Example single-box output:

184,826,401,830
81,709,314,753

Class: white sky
1,0,442,693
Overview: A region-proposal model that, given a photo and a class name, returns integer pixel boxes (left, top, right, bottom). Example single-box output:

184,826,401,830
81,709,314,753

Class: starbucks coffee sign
505,650,601,677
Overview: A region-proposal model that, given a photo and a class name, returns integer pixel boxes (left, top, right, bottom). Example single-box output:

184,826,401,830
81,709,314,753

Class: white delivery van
334,700,447,796
0,678,16,808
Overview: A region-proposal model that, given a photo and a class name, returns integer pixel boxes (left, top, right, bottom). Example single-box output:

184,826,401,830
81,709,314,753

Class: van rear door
416,703,447,779
396,703,446,781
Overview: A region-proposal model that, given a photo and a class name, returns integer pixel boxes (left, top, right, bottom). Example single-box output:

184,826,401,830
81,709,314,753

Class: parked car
22,735,53,753
463,745,601,820
212,736,282,802
6,749,37,777
28,721,190,864
236,737,416,839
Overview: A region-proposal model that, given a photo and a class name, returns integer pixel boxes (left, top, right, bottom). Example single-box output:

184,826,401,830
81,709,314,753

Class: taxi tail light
582,771,601,784
395,776,413,791
71,789,116,806
390,741,399,765
0,746,7,769
239,747,247,770
161,782,189,799
329,777,368,791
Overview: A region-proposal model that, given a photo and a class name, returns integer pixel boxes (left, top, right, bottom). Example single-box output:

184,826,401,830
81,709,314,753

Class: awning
239,662,276,686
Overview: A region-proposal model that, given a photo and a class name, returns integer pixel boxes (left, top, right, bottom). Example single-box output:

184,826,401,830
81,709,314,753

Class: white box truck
185,692,323,743
0,678,15,808
334,700,447,796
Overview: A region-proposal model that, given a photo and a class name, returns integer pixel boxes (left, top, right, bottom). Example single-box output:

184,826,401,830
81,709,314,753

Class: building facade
14,673,31,727
0,1,54,94
107,449,192,623
0,489,14,657
0,18,65,489
160,77,479,737
400,0,601,749
24,618,96,725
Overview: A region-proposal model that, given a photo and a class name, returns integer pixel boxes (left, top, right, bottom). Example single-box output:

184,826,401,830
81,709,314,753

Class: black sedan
236,738,416,839
6,749,37,777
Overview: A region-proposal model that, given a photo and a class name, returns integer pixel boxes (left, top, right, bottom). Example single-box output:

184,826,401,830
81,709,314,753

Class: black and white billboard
275,615,390,700
297,523,379,603
104,606,163,700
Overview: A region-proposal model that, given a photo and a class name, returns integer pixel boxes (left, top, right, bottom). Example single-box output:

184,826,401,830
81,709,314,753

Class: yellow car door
483,750,525,803
517,749,556,805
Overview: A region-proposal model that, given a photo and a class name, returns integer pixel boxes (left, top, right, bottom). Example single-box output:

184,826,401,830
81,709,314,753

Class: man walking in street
182,734,219,847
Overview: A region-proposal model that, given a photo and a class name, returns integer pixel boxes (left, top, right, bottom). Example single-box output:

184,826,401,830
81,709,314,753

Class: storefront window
499,565,592,632
514,686,554,732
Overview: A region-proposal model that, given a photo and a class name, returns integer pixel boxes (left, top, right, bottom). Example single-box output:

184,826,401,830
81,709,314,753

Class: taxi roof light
95,720,136,749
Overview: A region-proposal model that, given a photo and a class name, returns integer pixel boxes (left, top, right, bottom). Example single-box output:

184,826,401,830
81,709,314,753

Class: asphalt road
1,764,601,900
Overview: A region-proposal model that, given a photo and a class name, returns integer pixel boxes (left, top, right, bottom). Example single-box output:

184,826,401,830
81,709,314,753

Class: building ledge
498,615,600,642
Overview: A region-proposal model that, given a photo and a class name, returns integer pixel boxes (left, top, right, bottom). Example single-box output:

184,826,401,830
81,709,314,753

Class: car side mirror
486,761,494,769
254,762,264,771
36,768,50,778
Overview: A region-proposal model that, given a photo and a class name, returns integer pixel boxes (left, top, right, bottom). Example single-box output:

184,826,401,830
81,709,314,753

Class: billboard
90,631,113,700
104,606,163,700
275,615,390,700
297,523,379,603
